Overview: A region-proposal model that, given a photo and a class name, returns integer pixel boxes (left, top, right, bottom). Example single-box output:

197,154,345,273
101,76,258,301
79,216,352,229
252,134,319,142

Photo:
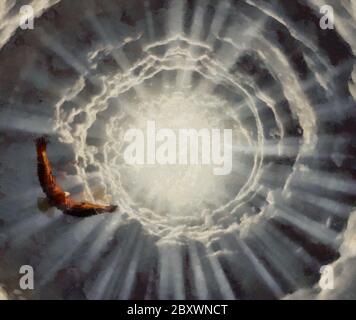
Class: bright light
109,92,241,218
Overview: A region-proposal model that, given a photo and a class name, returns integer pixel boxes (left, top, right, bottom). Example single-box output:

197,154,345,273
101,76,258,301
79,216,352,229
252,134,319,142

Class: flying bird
36,136,117,217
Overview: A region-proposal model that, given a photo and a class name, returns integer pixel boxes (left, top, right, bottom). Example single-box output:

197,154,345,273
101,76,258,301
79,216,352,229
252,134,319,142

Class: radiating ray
271,203,341,248
0,0,354,301
236,237,284,298
205,0,232,44
7,213,61,246
85,13,148,100
78,215,123,273
117,235,146,299
177,0,211,89
250,226,303,290
85,222,142,299
290,189,352,219
37,217,102,287
266,222,320,270
143,0,155,40
166,0,185,38
188,242,209,299
158,244,185,300
0,108,54,134
205,248,235,300
36,27,93,81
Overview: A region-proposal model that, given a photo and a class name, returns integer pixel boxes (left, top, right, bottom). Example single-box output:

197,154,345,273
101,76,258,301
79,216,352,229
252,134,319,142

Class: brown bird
36,136,117,217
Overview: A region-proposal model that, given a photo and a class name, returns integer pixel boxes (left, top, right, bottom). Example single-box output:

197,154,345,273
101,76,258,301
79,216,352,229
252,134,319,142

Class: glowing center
112,92,240,217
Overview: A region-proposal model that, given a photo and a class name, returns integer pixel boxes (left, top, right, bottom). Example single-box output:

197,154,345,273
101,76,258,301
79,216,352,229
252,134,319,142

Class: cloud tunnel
0,0,355,300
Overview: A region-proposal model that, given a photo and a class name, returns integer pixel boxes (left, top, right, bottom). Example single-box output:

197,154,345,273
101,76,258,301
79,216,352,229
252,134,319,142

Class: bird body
36,136,117,217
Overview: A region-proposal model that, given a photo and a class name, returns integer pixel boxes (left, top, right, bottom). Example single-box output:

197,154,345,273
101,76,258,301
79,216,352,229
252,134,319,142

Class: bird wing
64,202,118,218
36,136,69,207
36,136,117,217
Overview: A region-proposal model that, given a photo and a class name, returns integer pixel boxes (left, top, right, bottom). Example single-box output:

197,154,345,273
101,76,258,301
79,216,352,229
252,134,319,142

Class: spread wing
36,136,117,217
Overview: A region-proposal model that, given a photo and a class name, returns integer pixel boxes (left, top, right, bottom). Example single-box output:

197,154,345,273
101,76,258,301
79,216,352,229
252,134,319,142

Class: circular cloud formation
0,0,355,300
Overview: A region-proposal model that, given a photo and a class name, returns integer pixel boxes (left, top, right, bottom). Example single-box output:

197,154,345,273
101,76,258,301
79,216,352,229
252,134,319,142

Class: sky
0,0,355,300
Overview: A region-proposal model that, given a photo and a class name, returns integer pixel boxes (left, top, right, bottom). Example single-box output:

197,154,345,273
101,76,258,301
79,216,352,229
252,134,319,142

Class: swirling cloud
0,0,355,300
